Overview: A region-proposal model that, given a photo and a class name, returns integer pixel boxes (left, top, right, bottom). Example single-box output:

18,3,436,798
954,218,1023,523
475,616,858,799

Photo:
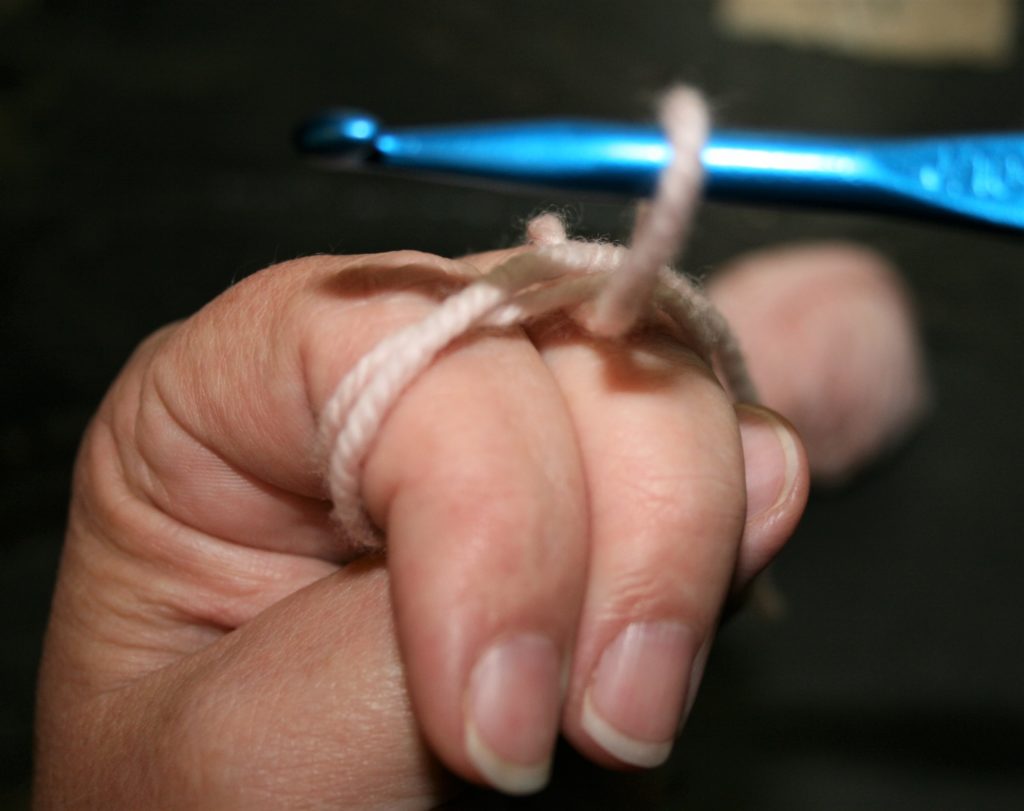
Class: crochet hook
294,109,1024,232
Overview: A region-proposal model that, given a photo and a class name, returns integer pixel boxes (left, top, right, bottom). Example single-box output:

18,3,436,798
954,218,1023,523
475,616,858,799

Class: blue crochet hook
295,109,1024,232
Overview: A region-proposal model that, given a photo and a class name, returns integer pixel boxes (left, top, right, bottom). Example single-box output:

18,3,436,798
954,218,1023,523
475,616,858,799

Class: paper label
716,0,1016,66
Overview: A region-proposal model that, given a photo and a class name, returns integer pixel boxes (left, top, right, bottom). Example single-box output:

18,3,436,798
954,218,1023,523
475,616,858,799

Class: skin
707,242,929,485
35,247,813,809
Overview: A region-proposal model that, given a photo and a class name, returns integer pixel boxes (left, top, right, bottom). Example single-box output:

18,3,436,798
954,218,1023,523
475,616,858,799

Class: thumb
708,242,929,485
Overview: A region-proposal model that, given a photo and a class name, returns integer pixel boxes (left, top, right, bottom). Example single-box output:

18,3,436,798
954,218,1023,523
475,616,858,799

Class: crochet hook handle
294,110,1024,232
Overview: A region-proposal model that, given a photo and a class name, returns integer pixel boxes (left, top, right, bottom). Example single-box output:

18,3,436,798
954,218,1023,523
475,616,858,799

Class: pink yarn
319,87,754,553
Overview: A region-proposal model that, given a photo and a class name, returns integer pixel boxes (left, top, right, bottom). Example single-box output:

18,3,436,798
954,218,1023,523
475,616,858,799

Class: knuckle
589,462,747,628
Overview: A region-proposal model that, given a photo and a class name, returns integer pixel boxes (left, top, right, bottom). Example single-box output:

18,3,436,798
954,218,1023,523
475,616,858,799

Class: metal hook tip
293,108,380,163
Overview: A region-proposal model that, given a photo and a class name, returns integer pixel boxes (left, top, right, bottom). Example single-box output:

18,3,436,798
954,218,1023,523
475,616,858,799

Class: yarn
319,87,755,552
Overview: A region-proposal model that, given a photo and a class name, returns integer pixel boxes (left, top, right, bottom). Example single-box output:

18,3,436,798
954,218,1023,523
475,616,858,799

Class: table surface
2,2,1022,808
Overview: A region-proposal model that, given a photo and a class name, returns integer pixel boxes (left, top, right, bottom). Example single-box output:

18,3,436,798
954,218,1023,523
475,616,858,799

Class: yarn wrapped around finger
319,86,755,554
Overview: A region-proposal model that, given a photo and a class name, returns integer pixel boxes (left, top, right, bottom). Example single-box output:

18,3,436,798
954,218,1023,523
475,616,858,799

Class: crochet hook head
294,109,1024,232
294,109,668,196
294,109,381,166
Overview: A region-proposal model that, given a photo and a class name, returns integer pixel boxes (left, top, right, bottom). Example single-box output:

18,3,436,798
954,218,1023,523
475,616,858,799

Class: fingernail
682,636,711,724
582,621,695,767
465,633,561,795
737,405,799,520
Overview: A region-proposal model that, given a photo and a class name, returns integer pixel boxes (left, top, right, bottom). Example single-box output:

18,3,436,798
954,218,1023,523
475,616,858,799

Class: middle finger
534,323,746,768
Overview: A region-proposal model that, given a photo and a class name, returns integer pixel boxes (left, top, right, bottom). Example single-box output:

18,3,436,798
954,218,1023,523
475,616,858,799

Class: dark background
3,1,1023,808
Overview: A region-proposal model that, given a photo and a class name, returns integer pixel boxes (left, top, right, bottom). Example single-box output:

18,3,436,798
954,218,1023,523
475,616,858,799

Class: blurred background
2,0,1022,808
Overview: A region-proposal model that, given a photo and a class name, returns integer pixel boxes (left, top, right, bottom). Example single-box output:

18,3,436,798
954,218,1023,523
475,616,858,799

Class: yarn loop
319,87,754,552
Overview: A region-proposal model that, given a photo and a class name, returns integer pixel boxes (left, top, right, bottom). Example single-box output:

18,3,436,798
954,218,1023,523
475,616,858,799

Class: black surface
3,1,1023,808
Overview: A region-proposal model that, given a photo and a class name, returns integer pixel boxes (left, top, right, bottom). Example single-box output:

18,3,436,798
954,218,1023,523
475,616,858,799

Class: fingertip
578,620,695,768
734,404,809,588
463,633,562,794
736,404,803,520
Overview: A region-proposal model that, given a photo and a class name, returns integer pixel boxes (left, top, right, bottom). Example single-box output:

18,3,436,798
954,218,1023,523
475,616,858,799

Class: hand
35,248,809,808
708,242,929,485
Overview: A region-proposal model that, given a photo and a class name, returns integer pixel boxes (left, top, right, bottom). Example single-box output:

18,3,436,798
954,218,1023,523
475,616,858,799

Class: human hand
708,242,929,485
35,247,809,808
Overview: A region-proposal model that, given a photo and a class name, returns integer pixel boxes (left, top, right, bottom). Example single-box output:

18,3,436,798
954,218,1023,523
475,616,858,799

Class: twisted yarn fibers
319,87,755,552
